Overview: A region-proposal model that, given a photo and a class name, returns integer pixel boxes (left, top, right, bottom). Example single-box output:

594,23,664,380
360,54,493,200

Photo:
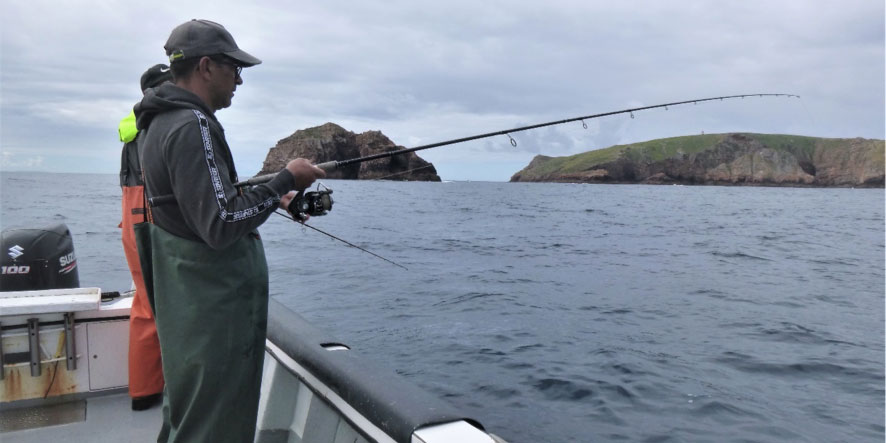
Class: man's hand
279,190,297,210
278,190,309,222
285,158,326,191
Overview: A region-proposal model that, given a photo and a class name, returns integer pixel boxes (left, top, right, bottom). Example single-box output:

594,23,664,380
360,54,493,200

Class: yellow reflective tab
118,110,138,143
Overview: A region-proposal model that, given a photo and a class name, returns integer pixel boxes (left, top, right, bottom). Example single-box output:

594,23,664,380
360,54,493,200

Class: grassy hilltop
510,133,884,187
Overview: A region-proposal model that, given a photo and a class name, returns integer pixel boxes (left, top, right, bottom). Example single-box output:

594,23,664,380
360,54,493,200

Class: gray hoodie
134,83,294,249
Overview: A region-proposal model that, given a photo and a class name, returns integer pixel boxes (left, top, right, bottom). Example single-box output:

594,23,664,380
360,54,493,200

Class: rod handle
316,161,338,172
235,161,338,187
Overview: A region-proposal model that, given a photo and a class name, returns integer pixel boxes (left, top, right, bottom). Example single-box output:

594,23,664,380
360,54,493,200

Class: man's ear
196,56,214,80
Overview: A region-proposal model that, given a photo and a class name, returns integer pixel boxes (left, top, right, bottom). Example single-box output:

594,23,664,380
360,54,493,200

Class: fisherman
133,19,325,442
118,63,171,411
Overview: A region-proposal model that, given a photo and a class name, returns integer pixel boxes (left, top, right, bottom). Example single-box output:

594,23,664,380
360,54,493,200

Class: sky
1,1,884,182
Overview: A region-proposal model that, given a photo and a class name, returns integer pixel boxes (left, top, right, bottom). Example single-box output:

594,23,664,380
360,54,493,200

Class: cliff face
258,123,440,181
510,133,885,187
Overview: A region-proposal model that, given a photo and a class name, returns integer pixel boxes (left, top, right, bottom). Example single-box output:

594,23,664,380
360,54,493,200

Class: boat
0,224,505,442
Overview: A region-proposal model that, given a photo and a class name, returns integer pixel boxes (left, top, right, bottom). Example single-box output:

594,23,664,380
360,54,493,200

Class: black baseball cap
164,19,261,67
140,64,172,92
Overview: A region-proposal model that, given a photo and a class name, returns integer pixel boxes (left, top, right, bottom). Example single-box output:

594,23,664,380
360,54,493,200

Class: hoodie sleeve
164,109,295,250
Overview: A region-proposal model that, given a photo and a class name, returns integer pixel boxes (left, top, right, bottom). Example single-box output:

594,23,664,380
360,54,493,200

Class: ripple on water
747,321,835,345
692,400,767,423
709,250,773,262
431,291,513,307
530,376,638,406
475,384,522,400
532,377,594,401
713,351,882,384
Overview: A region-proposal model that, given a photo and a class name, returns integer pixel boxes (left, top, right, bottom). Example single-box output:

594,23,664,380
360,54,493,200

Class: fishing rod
248,93,798,222
235,93,800,189
257,93,799,264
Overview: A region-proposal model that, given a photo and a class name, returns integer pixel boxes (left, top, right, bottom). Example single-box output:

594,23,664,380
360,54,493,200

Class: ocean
1,172,883,442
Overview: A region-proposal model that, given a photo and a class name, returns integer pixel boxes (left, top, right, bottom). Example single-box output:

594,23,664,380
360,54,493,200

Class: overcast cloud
1,0,883,181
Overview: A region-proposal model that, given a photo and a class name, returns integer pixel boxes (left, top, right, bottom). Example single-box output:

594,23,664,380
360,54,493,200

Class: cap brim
225,49,262,67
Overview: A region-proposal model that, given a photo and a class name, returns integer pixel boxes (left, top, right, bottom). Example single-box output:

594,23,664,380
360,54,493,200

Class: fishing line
274,210,408,270
373,164,436,180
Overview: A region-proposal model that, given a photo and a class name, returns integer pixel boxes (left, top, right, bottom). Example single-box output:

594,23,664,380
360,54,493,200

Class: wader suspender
143,181,153,224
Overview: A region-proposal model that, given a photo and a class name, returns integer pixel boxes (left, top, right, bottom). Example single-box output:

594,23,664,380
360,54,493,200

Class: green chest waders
135,222,269,443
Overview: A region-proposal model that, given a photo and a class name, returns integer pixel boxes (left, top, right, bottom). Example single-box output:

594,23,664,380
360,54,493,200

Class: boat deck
2,393,162,443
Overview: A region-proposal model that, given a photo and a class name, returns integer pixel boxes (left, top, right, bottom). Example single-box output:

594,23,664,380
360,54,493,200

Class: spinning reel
287,183,333,222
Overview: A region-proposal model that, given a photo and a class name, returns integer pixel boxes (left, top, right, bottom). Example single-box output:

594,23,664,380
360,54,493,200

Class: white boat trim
0,287,101,317
263,339,398,443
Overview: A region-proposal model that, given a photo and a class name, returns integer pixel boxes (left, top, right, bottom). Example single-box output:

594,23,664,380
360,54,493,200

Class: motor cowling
1,223,80,291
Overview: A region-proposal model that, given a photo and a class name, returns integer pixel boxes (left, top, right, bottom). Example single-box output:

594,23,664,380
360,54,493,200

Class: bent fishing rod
237,92,798,269
235,93,799,188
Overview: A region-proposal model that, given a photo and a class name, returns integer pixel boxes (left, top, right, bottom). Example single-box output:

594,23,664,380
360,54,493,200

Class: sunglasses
210,56,243,78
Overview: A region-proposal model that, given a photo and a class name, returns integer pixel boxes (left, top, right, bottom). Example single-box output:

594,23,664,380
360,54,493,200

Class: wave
714,351,882,383
431,291,512,307
709,250,773,261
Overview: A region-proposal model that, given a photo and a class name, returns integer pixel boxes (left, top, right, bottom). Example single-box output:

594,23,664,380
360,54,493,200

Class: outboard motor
1,223,79,291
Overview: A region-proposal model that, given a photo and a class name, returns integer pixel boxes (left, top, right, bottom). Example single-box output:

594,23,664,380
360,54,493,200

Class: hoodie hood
134,82,216,131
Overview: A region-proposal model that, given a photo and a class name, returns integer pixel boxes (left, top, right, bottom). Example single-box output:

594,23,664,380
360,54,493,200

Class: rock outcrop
510,133,884,187
257,123,440,181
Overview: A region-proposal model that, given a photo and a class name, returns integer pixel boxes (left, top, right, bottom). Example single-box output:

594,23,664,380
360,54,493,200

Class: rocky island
510,133,884,187
257,123,440,181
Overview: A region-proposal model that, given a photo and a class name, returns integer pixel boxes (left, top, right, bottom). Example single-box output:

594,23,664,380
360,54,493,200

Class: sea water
1,172,883,442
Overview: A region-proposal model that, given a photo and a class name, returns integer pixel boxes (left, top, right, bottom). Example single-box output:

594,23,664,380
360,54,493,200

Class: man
133,19,325,442
118,64,171,411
